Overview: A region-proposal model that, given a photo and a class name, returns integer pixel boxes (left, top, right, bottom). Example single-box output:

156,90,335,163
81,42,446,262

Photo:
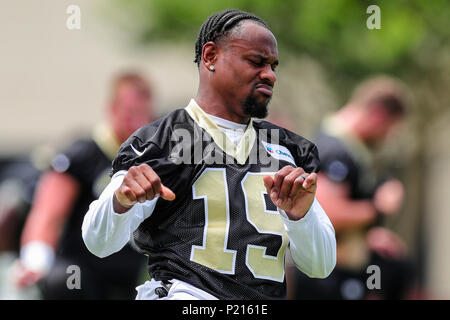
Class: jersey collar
185,99,256,165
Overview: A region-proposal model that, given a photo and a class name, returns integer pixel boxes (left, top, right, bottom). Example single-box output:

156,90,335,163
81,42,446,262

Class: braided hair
194,9,269,67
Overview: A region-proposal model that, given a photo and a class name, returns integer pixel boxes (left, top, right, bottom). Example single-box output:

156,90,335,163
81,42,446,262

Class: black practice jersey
111,101,320,299
314,117,378,200
53,130,145,278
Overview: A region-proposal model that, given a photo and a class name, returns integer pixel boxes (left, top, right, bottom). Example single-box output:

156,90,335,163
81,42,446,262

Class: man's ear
202,41,218,71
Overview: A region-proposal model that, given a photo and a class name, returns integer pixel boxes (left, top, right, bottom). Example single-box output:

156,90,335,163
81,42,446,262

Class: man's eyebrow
249,54,279,65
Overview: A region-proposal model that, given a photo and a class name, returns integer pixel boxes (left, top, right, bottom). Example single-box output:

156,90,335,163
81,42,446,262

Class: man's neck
195,92,249,124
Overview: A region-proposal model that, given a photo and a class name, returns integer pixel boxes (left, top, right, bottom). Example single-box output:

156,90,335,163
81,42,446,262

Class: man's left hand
263,166,317,220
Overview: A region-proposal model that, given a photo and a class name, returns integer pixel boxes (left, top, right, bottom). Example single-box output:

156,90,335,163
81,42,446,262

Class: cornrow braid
194,9,269,67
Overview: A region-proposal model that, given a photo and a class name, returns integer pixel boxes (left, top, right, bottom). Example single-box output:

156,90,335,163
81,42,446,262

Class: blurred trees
109,0,449,101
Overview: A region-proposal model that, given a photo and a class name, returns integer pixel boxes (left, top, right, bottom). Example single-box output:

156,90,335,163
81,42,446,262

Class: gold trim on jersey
185,99,256,165
92,123,121,161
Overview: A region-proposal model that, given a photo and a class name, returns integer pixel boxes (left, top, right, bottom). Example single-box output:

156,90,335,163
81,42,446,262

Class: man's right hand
113,164,176,213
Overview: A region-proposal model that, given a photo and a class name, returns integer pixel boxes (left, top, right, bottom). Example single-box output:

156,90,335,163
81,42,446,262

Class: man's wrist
284,201,314,221
283,209,305,221
112,192,132,214
279,199,317,225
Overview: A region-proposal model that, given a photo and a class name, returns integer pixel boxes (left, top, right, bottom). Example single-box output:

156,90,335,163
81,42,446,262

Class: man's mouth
255,83,273,97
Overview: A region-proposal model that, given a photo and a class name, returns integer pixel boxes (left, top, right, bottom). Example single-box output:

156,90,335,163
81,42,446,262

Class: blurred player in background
14,72,154,299
0,157,42,299
82,9,336,300
289,76,418,299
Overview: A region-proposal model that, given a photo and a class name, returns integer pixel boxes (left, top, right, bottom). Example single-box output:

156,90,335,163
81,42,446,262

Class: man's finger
303,172,318,190
279,168,305,201
273,166,295,198
139,164,162,199
133,170,155,201
126,178,148,203
288,173,307,201
160,185,176,201
263,175,274,194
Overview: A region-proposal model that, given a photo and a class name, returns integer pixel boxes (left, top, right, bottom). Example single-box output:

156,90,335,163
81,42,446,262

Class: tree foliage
110,0,449,82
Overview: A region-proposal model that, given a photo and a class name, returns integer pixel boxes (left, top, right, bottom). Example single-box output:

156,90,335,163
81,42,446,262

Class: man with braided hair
82,9,336,300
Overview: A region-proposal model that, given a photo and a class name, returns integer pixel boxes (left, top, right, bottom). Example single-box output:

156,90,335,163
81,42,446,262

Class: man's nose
260,64,276,86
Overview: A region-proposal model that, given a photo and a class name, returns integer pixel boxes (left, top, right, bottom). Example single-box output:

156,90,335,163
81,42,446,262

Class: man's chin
242,98,270,119
244,106,268,119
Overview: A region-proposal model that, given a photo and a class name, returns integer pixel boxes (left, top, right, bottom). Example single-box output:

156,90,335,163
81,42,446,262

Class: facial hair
242,89,270,119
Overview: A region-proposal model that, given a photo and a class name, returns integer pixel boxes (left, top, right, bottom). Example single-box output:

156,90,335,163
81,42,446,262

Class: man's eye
249,60,262,66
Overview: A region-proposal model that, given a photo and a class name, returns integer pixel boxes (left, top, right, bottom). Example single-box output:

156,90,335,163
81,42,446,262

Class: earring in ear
209,65,215,71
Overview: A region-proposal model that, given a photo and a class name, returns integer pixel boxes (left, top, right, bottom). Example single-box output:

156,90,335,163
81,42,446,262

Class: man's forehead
227,22,278,56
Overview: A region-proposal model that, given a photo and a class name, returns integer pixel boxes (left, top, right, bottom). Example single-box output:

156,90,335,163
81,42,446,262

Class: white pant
135,279,218,300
